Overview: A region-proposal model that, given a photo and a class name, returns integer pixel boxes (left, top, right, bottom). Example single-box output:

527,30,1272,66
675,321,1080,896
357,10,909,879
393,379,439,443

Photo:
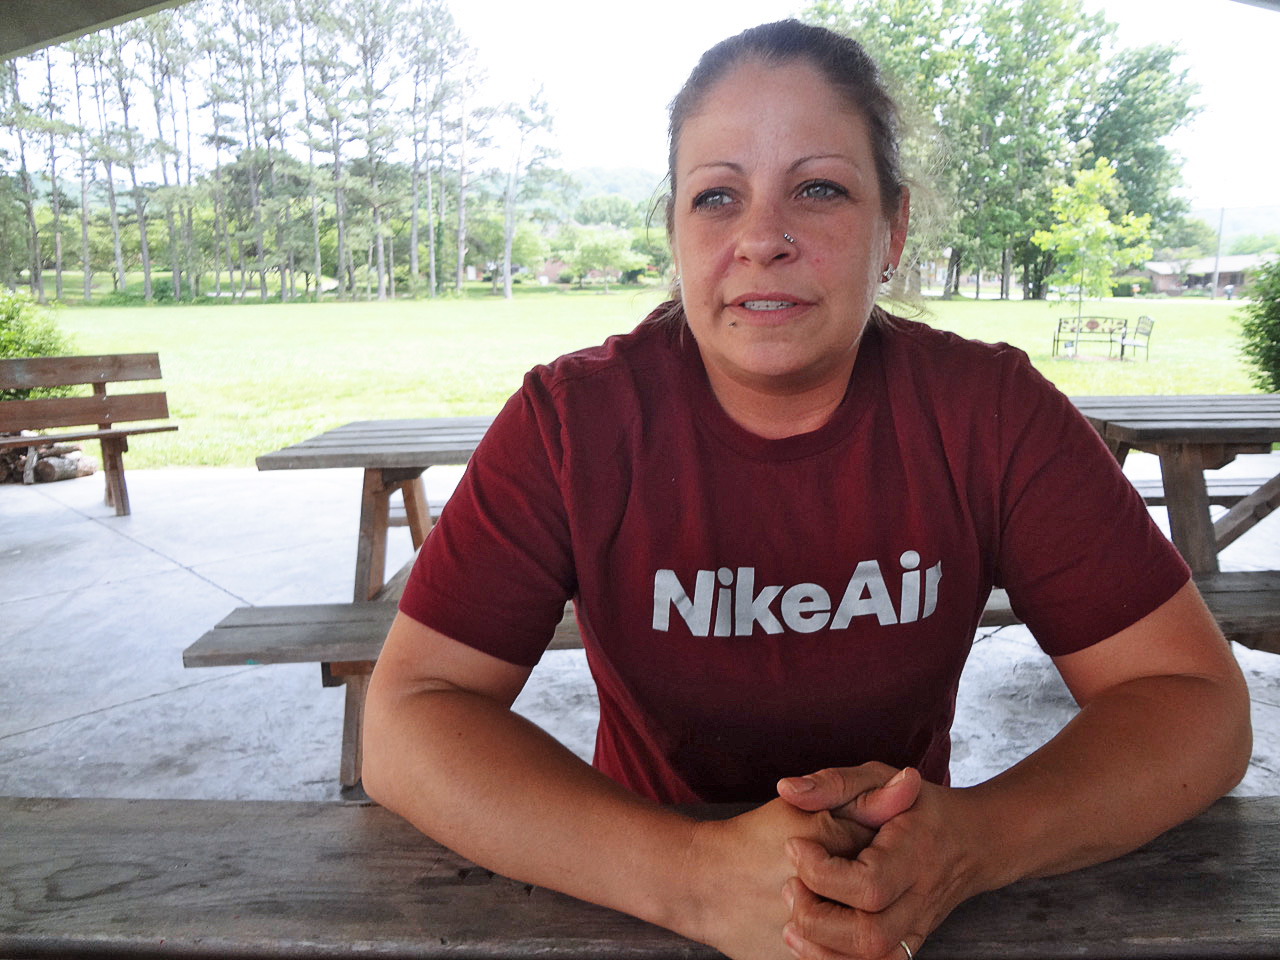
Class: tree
106,24,156,301
561,225,644,293
1031,158,1151,317
83,33,129,293
404,0,463,298
1072,44,1199,230
631,225,672,278
303,3,359,298
1153,216,1217,259
499,87,556,298
1239,257,1280,392
575,193,640,229
1230,234,1280,256
67,41,96,300
347,0,401,300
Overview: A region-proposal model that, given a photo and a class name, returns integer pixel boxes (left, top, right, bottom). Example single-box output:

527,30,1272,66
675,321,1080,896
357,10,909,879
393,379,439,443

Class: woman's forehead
675,60,874,173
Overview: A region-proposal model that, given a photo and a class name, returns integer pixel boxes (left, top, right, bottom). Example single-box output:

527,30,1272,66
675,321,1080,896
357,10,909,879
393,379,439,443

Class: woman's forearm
962,670,1252,892
362,683,705,936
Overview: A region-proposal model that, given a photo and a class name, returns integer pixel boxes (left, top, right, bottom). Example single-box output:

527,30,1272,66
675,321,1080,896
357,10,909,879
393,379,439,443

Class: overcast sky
450,0,1280,212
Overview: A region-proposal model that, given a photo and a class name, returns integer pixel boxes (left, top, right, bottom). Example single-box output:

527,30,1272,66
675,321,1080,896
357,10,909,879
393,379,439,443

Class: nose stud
783,233,795,244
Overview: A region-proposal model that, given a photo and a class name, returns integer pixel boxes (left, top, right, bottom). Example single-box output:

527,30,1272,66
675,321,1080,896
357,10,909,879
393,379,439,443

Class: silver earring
881,264,896,283
783,233,796,244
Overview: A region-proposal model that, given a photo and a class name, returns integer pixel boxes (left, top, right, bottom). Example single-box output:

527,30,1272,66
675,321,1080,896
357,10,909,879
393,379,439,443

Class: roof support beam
1,1,189,61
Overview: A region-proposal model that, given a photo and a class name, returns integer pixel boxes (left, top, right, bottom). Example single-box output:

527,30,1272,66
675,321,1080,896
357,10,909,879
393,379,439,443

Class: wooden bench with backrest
183,569,1280,792
1052,315,1128,358
0,353,177,515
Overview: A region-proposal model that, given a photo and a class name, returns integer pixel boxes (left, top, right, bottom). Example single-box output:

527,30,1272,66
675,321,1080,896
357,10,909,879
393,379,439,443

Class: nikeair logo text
652,552,941,637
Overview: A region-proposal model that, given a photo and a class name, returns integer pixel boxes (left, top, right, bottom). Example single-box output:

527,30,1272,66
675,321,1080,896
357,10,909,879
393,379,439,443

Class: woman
363,20,1251,960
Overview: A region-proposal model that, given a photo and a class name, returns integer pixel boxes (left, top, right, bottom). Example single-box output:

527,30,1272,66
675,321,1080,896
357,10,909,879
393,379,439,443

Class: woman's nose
734,204,797,265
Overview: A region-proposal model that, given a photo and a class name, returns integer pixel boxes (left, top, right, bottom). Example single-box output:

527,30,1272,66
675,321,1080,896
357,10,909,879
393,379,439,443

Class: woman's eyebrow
790,153,857,171
686,161,745,176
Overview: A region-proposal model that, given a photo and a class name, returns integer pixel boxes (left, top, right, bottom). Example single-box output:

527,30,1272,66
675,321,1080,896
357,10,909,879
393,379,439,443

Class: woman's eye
799,180,847,200
692,189,733,210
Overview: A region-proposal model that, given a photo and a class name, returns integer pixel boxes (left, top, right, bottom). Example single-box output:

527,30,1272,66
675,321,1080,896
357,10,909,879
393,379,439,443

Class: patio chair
1119,316,1154,360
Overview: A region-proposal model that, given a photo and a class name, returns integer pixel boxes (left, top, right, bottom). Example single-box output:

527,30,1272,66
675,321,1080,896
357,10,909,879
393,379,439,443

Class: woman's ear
888,187,910,265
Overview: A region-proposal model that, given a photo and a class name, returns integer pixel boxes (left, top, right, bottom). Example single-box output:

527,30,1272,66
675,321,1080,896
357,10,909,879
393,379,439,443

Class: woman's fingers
777,765,921,829
781,875,923,960
786,836,910,914
781,784,983,960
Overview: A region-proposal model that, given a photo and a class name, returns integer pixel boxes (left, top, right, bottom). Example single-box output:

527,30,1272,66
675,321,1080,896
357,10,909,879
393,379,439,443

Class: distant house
1143,253,1279,295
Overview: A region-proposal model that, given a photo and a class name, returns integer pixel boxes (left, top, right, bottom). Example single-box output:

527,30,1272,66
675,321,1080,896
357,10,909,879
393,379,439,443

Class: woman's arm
362,612,904,960
778,580,1252,960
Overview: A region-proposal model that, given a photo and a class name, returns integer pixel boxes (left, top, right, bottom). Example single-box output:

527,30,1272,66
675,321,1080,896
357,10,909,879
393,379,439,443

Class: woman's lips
726,295,813,325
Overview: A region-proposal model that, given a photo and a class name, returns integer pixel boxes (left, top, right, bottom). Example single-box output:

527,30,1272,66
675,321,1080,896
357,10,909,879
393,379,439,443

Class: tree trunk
9,67,44,303
44,52,65,301
331,117,348,300
944,248,962,299
502,180,515,300
455,91,468,294
298,17,323,302
410,125,422,293
71,53,93,301
374,206,387,300
110,28,152,302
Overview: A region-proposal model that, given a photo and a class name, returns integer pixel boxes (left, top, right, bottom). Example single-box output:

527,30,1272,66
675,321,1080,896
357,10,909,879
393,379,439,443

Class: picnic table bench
183,571,1280,793
2,794,1276,959
0,353,177,515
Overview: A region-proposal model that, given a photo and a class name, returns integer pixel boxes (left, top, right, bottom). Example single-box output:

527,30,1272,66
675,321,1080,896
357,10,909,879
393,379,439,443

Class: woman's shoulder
877,311,1046,390
525,304,685,399
877,312,1028,365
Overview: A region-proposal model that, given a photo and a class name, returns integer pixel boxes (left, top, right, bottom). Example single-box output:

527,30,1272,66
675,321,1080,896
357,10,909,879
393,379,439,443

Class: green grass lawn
50,287,1258,468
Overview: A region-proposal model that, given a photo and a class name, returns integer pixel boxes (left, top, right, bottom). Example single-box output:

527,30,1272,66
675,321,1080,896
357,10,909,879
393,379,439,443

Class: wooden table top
1072,395,1280,446
256,416,495,471
2,795,1277,959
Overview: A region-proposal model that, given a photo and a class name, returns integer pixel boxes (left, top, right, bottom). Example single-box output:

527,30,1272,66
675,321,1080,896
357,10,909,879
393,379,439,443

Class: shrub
1239,257,1280,391
0,289,76,401
1240,258,1280,392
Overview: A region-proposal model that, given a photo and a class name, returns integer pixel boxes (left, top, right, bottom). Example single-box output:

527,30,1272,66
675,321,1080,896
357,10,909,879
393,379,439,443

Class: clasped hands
689,763,985,960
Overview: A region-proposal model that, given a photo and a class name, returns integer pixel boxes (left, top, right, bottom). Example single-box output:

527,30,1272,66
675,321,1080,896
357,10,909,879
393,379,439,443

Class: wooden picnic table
1072,395,1280,574
258,397,1280,590
3,794,1276,959
256,416,494,602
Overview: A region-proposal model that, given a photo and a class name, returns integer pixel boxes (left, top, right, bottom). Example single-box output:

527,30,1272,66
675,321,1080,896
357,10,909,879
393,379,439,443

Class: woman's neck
700,356,857,440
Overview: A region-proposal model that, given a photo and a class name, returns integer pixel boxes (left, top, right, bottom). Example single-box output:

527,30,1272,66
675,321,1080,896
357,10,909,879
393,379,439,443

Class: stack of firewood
0,436,98,484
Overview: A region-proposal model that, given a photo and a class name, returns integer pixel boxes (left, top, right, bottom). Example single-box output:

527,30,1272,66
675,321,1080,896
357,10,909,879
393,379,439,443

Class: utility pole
1210,206,1225,299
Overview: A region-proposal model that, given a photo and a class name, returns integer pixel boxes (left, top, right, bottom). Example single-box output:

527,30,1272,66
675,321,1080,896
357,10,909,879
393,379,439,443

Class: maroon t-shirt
399,308,1189,803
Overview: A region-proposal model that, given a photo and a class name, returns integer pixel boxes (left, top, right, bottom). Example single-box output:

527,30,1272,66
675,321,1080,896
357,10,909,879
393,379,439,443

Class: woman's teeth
741,300,795,310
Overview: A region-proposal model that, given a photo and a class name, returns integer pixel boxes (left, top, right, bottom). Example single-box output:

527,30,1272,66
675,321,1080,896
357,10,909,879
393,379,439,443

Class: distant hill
570,167,665,206
1190,205,1280,243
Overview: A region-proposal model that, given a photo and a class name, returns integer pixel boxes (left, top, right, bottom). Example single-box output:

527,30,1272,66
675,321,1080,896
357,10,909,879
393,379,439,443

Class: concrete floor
2,456,1278,803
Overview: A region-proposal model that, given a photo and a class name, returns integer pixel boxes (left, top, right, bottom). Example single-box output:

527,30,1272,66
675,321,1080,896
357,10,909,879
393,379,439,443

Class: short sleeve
991,354,1190,657
397,371,576,667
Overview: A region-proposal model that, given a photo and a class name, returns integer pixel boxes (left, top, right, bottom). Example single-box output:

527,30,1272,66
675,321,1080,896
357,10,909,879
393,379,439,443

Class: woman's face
670,59,908,397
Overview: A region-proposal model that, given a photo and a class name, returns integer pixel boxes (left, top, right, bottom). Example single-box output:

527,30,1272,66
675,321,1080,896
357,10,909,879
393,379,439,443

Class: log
36,442,83,458
33,452,97,483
